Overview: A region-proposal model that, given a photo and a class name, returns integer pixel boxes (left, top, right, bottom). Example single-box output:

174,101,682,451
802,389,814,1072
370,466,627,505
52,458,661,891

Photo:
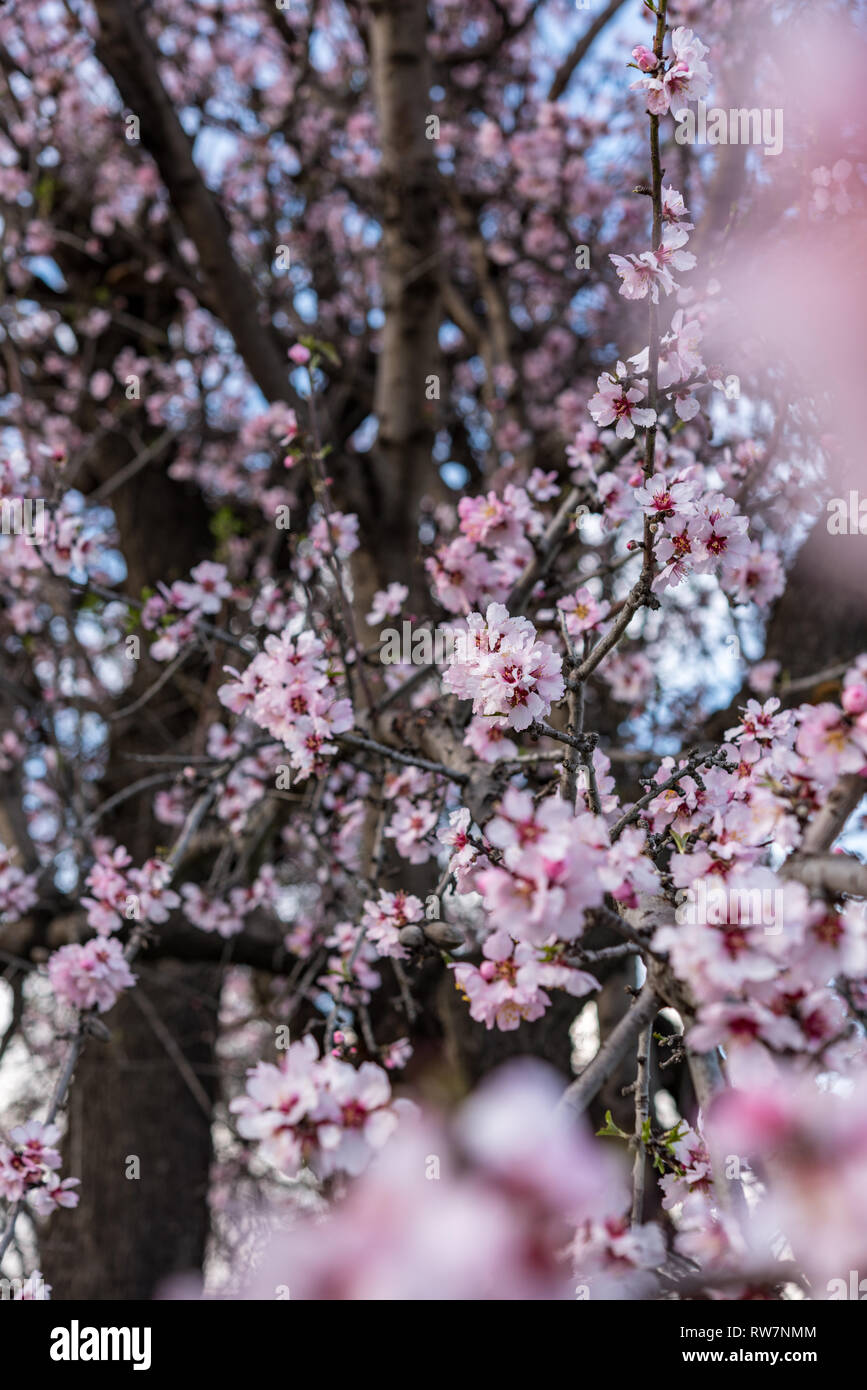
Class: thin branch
548,0,631,101
89,427,179,503
559,985,660,1118
108,642,197,722
130,988,214,1117
337,732,468,784
631,1021,653,1225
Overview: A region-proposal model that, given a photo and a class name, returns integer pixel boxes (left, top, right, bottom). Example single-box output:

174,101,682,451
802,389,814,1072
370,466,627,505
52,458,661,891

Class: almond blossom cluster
218,628,353,781
204,724,284,835
294,509,360,583
141,560,233,662
610,186,696,304
632,308,705,421
630,26,711,116
425,484,546,614
317,921,381,1006
81,845,179,933
229,1034,412,1180
625,462,770,603
453,930,598,1031
359,888,425,960
44,843,186,1016
649,675,867,1070
474,787,657,946
47,935,136,1014
706,1076,867,1290
0,844,38,922
443,603,564,732
571,1216,667,1300
180,864,278,939
435,788,658,1032
0,1120,80,1217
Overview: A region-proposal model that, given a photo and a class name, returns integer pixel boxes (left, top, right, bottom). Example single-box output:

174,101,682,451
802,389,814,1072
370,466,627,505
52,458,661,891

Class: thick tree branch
559,984,660,1118
92,0,297,407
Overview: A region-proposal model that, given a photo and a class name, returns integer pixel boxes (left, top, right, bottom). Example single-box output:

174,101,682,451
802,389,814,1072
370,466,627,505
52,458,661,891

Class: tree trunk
42,960,219,1300
42,424,220,1298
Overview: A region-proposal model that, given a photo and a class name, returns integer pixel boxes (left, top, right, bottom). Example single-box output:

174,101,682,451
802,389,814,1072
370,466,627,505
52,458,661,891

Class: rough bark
363,0,440,605
41,377,221,1300
41,959,219,1300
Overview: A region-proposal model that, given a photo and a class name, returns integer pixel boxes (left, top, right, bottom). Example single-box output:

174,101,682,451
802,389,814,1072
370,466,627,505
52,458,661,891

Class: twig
107,644,196,722
608,748,725,842
631,1021,653,1225
89,427,179,503
337,732,468,784
131,988,214,1117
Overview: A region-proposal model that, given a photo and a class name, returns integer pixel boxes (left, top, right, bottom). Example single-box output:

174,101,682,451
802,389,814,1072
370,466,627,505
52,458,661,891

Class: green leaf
596,1110,630,1140
209,506,243,544
299,335,341,368
660,1119,689,1153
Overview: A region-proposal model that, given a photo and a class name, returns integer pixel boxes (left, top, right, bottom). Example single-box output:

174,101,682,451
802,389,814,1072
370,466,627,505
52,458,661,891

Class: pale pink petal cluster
47,935,136,1013
631,26,711,115
0,842,39,920
230,1034,411,1180
453,928,598,1031
0,1119,80,1220
475,788,611,945
218,628,353,781
444,602,564,731
360,888,425,960
588,366,657,440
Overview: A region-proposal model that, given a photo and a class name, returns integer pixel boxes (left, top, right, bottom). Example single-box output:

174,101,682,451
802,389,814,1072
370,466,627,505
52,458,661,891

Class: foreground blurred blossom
230,1034,413,1180
708,1076,867,1290
240,1062,630,1300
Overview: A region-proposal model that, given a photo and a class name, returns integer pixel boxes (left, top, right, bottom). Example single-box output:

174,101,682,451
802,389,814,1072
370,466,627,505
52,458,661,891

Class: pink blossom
230,1034,409,1180
29,1176,81,1216
218,628,354,782
556,586,610,637
588,370,656,440
172,560,232,615
48,935,137,1013
463,714,518,763
631,45,658,72
384,796,438,864
444,602,564,732
244,1062,625,1301
366,582,408,626
9,1120,62,1172
360,888,424,960
632,471,699,520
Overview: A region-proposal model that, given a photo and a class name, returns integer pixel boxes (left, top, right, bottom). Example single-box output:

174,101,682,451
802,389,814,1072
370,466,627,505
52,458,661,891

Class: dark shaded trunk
42,419,220,1297
41,960,219,1300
